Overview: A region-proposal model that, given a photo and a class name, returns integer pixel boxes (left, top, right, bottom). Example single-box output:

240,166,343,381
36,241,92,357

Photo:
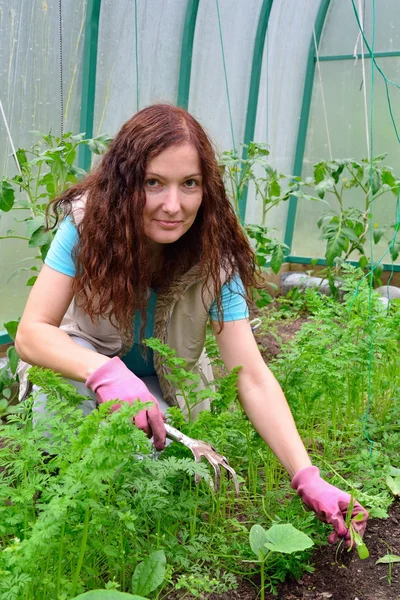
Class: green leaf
26,216,46,238
72,592,149,600
373,227,385,245
263,524,314,554
341,226,360,243
270,245,284,274
370,169,381,195
2,389,11,400
131,550,166,597
356,541,369,560
249,524,268,560
4,321,19,341
386,475,400,496
359,255,368,269
390,242,400,262
0,180,15,212
28,227,53,248
368,507,389,518
26,276,38,286
313,162,327,184
376,554,400,565
6,346,19,375
16,148,28,168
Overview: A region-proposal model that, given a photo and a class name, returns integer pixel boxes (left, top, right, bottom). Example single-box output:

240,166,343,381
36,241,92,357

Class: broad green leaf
341,226,360,243
359,255,368,269
313,162,326,184
131,550,166,597
386,475,400,496
390,242,400,262
370,169,381,195
373,227,385,245
72,592,148,600
249,524,268,560
390,466,400,477
315,178,334,199
26,216,46,238
263,524,313,554
269,179,281,198
26,276,38,286
6,346,19,375
376,554,400,565
270,245,284,274
16,149,28,168
28,227,53,248
4,321,19,340
381,168,397,189
326,233,346,266
0,180,15,212
356,542,369,560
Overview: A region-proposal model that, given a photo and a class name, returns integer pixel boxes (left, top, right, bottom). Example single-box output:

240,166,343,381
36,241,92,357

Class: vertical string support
59,0,64,139
134,0,139,112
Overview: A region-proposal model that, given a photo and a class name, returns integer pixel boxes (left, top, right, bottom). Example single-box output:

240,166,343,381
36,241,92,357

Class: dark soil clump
254,317,309,362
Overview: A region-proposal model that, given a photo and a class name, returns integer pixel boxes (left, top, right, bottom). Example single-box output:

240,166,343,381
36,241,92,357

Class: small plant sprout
376,553,400,585
249,524,313,600
344,496,369,560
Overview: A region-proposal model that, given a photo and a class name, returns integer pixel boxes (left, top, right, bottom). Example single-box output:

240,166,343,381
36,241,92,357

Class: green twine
364,0,376,456
350,0,400,144
215,0,242,218
348,1,400,456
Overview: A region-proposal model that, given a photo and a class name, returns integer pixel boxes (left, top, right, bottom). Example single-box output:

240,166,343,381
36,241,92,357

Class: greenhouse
0,1,400,599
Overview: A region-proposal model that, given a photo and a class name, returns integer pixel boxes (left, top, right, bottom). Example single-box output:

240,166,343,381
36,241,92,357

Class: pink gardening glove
291,466,368,547
86,357,166,450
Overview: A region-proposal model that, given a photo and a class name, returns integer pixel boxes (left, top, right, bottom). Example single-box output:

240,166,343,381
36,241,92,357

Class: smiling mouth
155,220,183,227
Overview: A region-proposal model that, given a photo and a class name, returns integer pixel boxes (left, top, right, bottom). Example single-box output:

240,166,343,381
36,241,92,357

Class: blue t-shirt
45,219,249,375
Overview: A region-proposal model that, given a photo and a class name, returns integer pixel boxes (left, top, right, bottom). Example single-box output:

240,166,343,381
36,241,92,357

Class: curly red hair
47,104,263,338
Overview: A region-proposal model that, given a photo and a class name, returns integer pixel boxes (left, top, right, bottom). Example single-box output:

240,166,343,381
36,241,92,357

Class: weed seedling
248,523,313,600
344,496,369,560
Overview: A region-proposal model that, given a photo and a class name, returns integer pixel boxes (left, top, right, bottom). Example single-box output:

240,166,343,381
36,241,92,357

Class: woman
15,104,367,546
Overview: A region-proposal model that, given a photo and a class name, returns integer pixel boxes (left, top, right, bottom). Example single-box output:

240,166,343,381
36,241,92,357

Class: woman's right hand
86,357,166,450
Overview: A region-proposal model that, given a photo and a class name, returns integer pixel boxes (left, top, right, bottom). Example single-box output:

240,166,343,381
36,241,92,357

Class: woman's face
143,143,203,251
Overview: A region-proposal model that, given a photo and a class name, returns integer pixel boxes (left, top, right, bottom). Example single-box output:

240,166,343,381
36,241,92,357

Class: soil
167,502,400,600
254,316,309,362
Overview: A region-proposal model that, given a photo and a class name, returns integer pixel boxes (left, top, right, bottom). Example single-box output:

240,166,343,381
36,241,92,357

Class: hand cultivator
165,423,240,495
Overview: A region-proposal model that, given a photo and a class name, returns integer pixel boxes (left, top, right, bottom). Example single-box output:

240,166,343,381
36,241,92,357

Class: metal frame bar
283,0,331,251
318,51,400,61
285,255,400,271
238,0,274,222
78,0,102,171
177,0,200,109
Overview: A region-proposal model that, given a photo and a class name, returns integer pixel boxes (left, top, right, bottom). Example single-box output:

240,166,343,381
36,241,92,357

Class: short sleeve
209,274,249,322
44,218,78,277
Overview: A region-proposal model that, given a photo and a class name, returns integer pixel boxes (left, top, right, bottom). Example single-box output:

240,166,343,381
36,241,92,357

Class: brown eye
145,179,160,188
184,179,198,188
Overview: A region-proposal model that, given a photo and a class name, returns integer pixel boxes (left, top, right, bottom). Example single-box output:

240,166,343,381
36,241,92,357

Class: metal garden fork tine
165,423,240,495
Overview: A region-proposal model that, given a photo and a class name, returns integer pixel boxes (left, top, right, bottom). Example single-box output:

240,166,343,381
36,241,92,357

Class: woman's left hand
291,466,369,546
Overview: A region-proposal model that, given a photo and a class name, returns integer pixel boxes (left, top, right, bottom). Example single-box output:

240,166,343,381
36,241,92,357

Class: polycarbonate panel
292,58,400,260
93,0,185,140
320,0,400,56
246,0,321,234
188,0,263,156
0,0,87,326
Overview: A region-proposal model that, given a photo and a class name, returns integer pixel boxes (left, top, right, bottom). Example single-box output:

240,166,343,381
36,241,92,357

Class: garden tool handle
164,423,197,448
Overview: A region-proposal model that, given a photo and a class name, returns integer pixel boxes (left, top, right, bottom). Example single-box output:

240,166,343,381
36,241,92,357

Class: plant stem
71,504,90,596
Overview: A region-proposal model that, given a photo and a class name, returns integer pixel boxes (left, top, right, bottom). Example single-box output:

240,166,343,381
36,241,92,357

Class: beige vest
18,199,227,418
